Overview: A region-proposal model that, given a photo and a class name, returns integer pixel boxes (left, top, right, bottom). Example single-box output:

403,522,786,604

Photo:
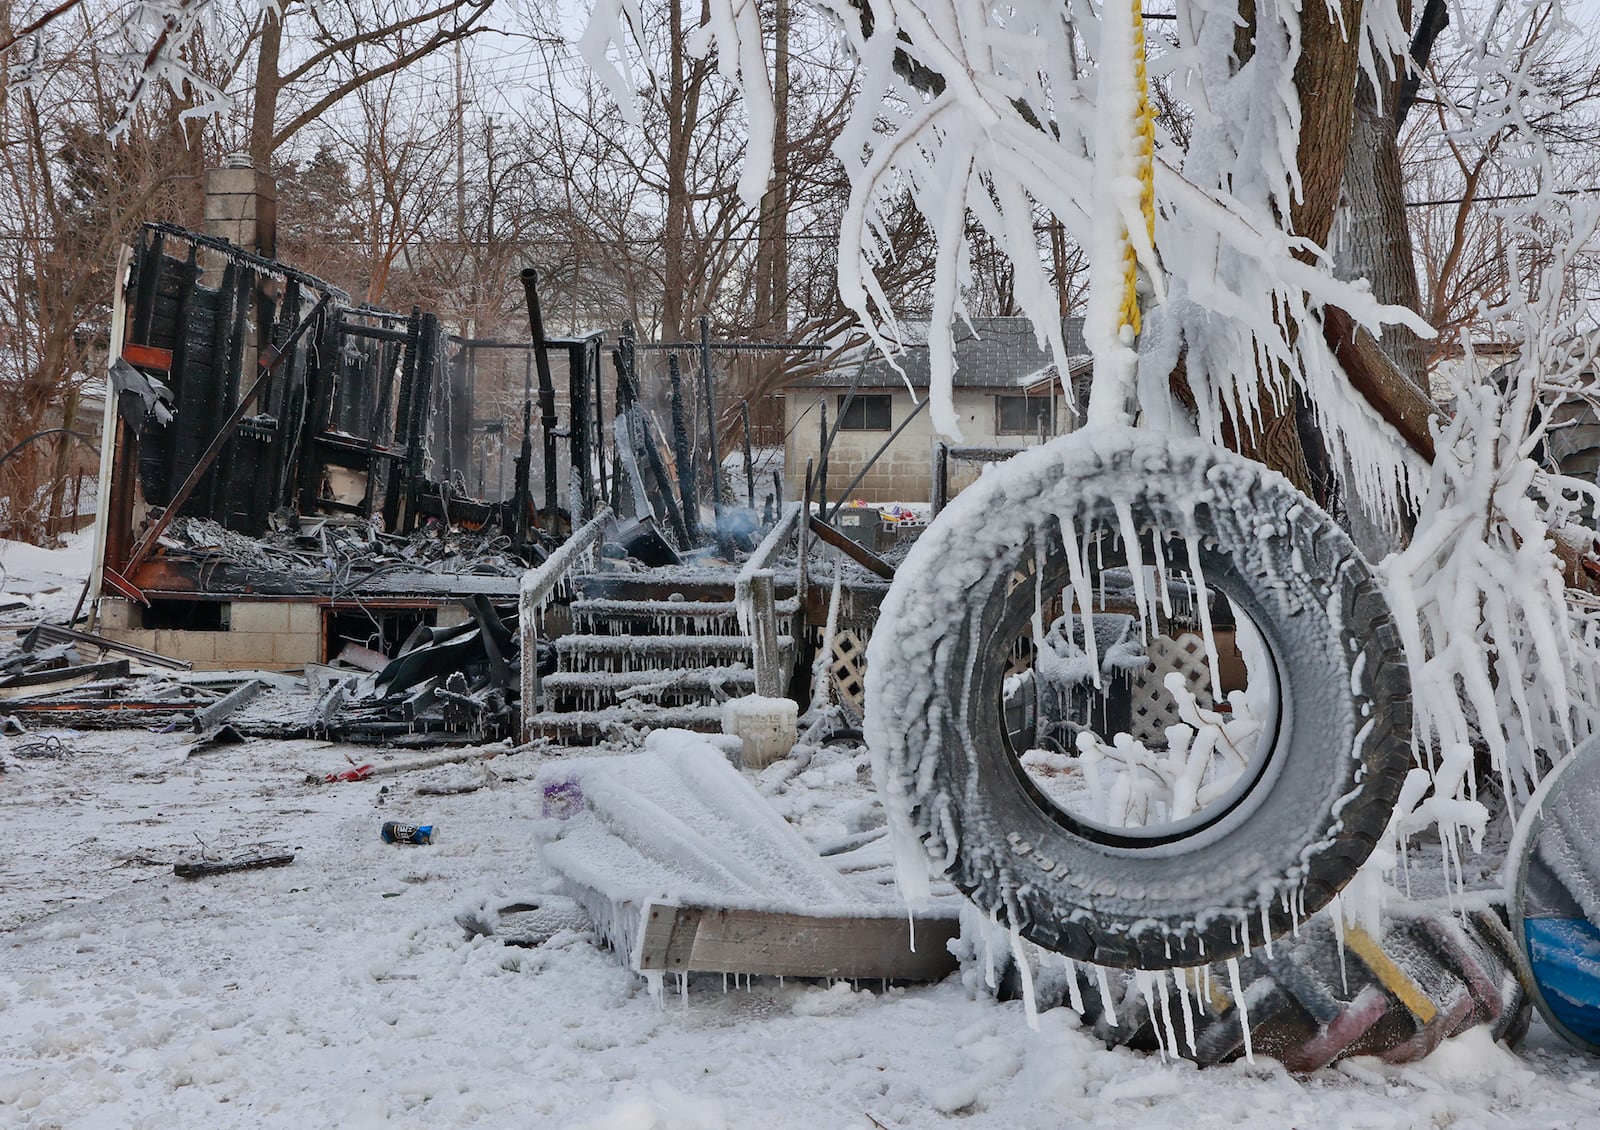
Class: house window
838,394,892,431
996,395,1053,436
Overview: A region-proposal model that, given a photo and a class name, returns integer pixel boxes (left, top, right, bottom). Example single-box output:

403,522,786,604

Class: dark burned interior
104,222,606,609
66,222,835,745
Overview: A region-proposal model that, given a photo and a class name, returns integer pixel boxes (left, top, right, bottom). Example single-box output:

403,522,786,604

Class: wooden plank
191,678,265,733
635,900,960,981
748,570,783,697
174,852,294,879
0,660,130,700
122,342,173,372
809,514,896,580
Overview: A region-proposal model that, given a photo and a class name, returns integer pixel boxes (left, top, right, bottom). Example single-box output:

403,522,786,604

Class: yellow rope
1119,0,1158,337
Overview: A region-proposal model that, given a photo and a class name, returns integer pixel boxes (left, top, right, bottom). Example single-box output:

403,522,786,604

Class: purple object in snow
542,778,584,819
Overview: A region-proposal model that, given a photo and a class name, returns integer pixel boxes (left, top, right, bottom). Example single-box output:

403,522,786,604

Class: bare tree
1402,2,1600,363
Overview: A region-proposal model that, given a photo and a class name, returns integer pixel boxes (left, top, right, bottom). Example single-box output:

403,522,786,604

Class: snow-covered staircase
525,573,800,744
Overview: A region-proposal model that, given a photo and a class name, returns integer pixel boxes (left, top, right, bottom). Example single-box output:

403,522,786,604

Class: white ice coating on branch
579,0,659,128
105,0,235,142
579,0,1415,467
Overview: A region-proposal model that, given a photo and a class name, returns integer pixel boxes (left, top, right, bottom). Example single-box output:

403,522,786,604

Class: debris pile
0,601,532,745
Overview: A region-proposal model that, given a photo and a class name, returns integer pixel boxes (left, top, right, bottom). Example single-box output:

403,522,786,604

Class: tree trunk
661,0,706,342
1333,70,1426,386
249,3,284,168
1217,7,1364,497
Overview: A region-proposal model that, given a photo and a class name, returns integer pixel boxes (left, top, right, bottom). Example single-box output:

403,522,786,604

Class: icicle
1064,957,1086,1015
644,969,665,1008
1226,957,1253,1064
1009,926,1041,1032
1177,968,1197,1054
1260,903,1273,959
1115,501,1152,642
1181,529,1224,699
1135,970,1167,1061
1057,509,1100,686
1156,970,1180,1062
1152,535,1174,625
722,973,728,993
1331,894,1349,995
1094,965,1119,1027
985,907,1001,990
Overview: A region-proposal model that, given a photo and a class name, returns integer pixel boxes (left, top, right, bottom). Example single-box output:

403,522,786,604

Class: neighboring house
784,316,1087,506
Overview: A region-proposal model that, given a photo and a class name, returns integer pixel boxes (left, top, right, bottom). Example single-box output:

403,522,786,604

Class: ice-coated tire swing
865,427,1413,969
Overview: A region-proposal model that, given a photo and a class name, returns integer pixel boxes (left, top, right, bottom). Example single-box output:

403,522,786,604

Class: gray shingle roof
790,317,1088,390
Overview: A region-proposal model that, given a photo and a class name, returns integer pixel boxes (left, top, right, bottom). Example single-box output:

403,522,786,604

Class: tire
985,900,1531,1068
865,427,1412,969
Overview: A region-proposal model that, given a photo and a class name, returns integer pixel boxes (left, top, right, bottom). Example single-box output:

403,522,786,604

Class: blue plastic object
1525,917,1600,1046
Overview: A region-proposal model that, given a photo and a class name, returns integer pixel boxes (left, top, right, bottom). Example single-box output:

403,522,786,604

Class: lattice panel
830,629,868,717
1128,633,1214,745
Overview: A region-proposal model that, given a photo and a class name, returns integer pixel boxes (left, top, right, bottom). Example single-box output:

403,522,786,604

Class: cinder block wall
784,389,1053,505
98,598,321,671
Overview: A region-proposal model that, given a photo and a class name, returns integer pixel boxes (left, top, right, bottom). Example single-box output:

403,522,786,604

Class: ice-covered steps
523,703,727,743
522,570,804,746
569,597,801,637
541,665,759,710
571,598,735,636
554,634,795,674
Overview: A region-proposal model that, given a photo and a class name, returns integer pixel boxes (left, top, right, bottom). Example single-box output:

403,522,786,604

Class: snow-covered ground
5,534,1600,1128
0,531,93,627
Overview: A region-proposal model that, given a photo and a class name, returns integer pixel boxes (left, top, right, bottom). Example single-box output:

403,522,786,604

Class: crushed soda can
381,821,435,845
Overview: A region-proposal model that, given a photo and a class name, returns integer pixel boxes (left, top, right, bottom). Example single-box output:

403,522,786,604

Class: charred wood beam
296,298,344,513
740,400,755,510
808,514,895,580
568,340,597,522
519,269,561,529
130,229,163,347
1397,0,1450,128
669,354,700,541
700,316,726,522
341,322,412,344
143,221,350,305
592,340,609,507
